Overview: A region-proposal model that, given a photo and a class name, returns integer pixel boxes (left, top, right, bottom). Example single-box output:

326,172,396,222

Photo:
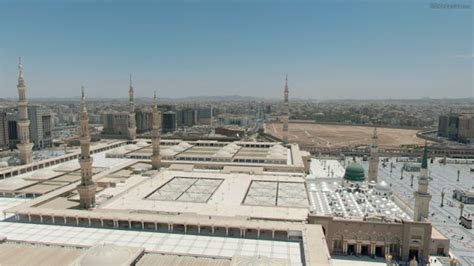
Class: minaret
127,74,137,140
77,87,97,209
368,127,379,182
151,92,161,169
282,75,289,143
413,141,432,222
16,57,33,165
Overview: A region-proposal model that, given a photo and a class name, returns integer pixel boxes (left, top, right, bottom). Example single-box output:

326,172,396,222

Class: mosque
0,59,451,265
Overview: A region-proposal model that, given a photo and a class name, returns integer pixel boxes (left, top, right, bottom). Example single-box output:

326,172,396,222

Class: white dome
161,149,175,156
115,147,127,154
32,169,53,178
0,161,9,168
124,144,138,151
375,181,391,192
136,140,148,147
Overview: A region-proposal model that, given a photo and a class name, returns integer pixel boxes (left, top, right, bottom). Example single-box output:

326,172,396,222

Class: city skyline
0,1,472,99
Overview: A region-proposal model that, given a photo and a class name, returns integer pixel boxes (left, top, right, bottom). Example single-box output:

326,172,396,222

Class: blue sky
0,0,472,99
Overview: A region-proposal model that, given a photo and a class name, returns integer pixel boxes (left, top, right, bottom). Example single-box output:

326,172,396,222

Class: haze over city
0,1,472,99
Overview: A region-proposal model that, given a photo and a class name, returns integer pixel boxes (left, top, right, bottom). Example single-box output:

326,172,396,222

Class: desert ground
265,122,425,148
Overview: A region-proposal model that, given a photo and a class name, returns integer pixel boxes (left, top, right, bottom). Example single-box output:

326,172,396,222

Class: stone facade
368,127,379,182
309,215,433,262
77,88,97,209
151,93,161,169
16,58,33,165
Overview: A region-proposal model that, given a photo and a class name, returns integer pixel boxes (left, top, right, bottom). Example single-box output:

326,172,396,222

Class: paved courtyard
356,158,474,266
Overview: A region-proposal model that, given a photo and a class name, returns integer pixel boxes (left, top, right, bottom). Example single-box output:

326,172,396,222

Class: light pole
441,189,445,207
410,174,414,187
457,169,460,182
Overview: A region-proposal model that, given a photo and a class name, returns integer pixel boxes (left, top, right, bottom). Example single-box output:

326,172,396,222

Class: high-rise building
77,87,97,209
0,111,8,150
16,57,33,164
28,106,52,149
458,114,474,143
7,114,18,149
102,112,130,138
181,108,197,127
438,113,474,143
196,107,213,125
437,115,449,137
135,109,153,134
448,115,459,140
162,111,177,133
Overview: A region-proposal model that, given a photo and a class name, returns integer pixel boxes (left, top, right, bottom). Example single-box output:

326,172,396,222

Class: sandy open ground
265,122,425,148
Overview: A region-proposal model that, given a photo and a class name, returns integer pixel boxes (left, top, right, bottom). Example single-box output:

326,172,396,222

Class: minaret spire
127,74,137,140
282,75,289,143
367,126,379,182
151,91,161,169
77,87,97,209
413,140,432,221
16,57,33,165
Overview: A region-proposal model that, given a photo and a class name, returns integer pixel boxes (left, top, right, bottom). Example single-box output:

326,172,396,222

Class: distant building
6,106,53,150
88,114,102,124
181,108,197,127
438,113,474,143
162,111,177,133
102,112,130,138
196,107,213,125
458,114,474,143
0,111,8,149
7,114,18,149
28,106,53,149
437,115,449,137
135,109,153,134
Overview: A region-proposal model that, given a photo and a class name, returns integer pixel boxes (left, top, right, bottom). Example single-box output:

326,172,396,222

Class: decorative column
77,87,97,209
16,57,33,164
151,92,161,169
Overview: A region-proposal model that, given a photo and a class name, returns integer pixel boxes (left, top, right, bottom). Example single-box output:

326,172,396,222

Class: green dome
344,162,366,182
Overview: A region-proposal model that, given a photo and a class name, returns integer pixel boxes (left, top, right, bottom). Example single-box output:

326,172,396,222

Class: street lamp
441,189,445,207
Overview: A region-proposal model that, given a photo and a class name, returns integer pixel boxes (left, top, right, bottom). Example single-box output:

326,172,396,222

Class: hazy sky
0,0,472,99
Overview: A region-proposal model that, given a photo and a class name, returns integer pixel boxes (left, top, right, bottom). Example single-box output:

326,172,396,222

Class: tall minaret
413,141,432,222
151,92,161,169
368,127,379,182
16,57,33,165
77,87,97,209
282,75,289,143
127,74,137,140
